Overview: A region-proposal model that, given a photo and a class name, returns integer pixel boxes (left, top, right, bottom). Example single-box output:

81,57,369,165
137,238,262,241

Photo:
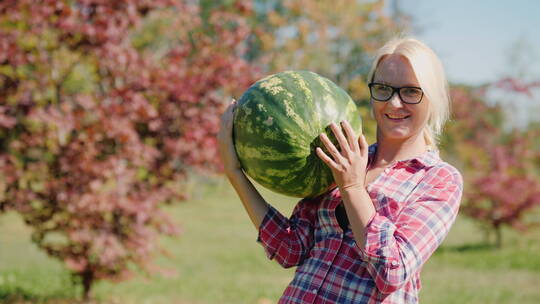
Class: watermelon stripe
239,80,312,149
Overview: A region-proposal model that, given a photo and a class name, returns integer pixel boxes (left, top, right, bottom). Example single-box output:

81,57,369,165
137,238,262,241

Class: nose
388,93,405,108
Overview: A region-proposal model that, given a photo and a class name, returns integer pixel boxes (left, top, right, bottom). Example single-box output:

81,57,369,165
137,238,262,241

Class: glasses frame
368,82,424,104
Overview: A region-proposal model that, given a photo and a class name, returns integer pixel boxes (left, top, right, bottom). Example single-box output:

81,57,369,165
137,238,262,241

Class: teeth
386,114,409,119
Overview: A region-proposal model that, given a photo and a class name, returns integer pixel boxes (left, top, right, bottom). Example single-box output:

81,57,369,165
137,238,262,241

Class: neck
373,129,429,167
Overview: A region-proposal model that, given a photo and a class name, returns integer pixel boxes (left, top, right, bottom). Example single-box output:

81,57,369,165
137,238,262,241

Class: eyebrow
372,81,421,87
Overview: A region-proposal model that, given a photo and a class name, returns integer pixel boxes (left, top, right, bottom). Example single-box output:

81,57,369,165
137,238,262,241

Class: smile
385,114,411,121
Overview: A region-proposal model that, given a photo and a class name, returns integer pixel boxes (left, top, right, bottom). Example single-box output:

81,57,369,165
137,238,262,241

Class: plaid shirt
257,144,463,303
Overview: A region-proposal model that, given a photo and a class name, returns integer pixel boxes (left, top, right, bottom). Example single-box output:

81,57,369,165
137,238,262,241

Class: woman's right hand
217,99,269,229
217,99,243,177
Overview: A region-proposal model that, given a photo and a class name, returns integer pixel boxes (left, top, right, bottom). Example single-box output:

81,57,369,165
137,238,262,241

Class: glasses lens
400,87,423,103
371,84,392,101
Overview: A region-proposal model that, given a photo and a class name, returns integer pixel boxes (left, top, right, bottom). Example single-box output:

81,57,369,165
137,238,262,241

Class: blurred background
0,0,539,303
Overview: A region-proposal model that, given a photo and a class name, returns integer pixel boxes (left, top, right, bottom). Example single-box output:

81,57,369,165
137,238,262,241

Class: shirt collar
368,143,440,168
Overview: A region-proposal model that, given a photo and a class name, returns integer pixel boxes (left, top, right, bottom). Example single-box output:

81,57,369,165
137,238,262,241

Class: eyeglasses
368,83,424,104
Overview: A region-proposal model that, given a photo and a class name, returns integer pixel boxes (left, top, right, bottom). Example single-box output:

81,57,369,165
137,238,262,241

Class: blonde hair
367,37,451,149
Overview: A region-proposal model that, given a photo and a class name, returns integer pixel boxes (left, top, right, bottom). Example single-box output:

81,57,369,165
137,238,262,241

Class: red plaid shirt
257,144,463,303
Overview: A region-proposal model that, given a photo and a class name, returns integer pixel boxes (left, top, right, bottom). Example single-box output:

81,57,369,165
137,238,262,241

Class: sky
396,0,540,86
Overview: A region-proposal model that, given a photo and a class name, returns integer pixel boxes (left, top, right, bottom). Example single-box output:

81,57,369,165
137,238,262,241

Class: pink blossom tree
445,85,540,248
0,0,258,298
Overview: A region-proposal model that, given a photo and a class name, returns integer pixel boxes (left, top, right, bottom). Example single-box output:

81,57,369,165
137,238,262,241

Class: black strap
335,203,350,231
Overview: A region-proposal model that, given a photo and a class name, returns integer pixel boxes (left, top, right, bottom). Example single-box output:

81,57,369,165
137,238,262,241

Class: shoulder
424,160,463,186
294,187,340,213
416,160,464,202
400,160,464,210
412,146,462,186
292,192,325,218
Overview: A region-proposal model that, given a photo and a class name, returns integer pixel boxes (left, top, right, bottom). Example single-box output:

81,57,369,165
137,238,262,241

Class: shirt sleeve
357,166,463,294
257,197,318,268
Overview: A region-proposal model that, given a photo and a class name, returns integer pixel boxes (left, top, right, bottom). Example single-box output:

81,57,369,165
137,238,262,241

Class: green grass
1,176,539,303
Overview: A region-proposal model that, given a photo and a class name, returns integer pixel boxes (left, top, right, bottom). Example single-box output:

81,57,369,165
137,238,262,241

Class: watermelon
233,70,362,198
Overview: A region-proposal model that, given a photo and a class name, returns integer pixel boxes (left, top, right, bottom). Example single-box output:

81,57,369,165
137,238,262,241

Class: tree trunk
494,224,502,249
483,227,491,244
81,269,94,301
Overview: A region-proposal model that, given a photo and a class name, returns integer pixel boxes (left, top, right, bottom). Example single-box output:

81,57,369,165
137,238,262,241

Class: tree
0,0,258,299
465,133,540,248
443,85,540,248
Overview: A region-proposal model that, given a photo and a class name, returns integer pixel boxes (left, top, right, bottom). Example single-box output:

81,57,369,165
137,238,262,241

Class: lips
385,114,411,121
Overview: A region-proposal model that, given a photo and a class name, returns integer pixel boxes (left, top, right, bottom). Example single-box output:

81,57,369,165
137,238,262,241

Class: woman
217,37,463,303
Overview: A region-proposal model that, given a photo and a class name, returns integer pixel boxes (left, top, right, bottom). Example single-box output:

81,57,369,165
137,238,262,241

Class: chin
382,129,412,140
386,135,411,142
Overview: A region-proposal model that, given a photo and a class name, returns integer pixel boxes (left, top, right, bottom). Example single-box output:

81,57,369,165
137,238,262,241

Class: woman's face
371,54,430,142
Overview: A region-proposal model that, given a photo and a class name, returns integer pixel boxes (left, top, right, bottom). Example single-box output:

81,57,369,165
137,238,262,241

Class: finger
358,134,369,157
330,122,351,158
223,98,236,114
320,132,345,163
222,99,237,120
341,120,359,152
316,147,338,170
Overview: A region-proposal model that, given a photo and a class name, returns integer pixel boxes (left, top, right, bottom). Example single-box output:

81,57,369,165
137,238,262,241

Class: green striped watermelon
233,70,362,198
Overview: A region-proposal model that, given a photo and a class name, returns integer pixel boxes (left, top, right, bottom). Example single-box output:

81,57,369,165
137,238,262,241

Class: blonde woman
218,37,463,303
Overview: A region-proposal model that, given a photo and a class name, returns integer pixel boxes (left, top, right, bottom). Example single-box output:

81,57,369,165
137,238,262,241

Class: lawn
1,176,539,303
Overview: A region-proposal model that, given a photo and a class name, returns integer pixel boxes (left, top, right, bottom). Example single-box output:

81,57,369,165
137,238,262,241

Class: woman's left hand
316,120,369,191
